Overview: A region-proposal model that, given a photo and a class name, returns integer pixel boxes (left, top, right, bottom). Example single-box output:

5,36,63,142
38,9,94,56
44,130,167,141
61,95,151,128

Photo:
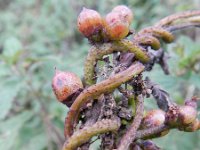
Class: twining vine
51,5,200,150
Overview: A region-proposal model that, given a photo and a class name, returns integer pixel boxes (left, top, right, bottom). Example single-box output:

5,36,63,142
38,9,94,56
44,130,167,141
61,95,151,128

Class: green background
0,0,200,149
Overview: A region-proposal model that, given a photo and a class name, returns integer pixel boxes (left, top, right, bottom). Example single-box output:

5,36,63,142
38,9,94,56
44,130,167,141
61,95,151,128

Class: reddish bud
178,105,197,125
112,5,133,24
142,109,166,129
181,119,199,132
105,11,129,40
77,8,103,38
52,70,83,105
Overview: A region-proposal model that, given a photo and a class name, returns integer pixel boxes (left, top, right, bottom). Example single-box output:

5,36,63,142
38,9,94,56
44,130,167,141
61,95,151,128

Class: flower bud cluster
77,5,133,42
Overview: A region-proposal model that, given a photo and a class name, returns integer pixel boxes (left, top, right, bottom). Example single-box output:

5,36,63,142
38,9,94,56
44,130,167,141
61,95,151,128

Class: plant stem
65,62,145,138
117,94,144,150
137,27,174,43
84,39,149,86
166,22,200,32
62,119,120,150
135,124,169,140
154,10,200,27
134,34,161,50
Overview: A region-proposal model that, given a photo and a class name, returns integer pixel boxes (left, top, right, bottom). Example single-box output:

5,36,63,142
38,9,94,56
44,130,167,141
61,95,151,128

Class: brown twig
154,10,200,27
78,99,103,150
100,94,117,149
117,94,144,150
65,62,145,138
135,124,169,140
166,22,200,32
62,119,120,150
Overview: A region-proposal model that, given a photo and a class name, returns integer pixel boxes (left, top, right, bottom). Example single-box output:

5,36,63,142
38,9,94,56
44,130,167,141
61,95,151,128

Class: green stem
63,119,120,150
65,62,145,138
84,46,98,86
84,39,149,86
134,34,161,50
137,27,174,43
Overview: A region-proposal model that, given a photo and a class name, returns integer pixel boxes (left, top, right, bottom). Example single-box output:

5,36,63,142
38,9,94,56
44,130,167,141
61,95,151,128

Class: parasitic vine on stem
51,6,200,150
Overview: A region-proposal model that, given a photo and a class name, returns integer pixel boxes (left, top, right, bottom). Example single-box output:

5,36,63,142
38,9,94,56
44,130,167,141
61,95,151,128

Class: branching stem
63,119,120,150
84,39,149,86
65,62,145,138
136,124,169,140
117,95,144,150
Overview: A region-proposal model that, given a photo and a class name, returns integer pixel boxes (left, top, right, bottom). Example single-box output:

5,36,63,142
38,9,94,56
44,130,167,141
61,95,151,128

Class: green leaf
21,134,47,150
189,73,200,89
2,37,23,64
0,63,11,77
0,77,24,119
0,111,33,150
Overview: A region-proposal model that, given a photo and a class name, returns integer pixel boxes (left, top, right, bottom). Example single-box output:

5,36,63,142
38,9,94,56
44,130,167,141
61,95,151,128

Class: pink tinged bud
178,105,197,125
142,109,166,128
112,5,134,24
52,70,83,103
182,119,199,132
105,11,129,40
77,7,103,38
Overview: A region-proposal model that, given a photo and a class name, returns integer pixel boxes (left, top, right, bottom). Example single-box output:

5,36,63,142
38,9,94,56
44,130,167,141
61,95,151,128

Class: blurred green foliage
0,0,199,149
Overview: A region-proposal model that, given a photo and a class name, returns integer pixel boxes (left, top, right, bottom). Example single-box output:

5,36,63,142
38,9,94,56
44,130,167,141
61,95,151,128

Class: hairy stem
65,62,145,138
63,119,120,150
154,10,200,27
84,39,149,86
135,124,169,140
166,22,200,32
137,27,174,43
117,95,144,150
134,34,161,50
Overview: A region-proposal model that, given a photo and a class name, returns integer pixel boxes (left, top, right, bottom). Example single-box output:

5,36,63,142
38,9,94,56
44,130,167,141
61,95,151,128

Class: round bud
142,109,166,129
182,119,199,132
105,11,129,40
77,8,103,38
131,144,142,150
52,70,83,104
141,140,160,150
178,105,197,125
112,5,133,24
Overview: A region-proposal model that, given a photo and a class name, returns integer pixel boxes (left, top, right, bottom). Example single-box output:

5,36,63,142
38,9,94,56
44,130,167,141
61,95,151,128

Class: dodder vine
52,5,200,150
